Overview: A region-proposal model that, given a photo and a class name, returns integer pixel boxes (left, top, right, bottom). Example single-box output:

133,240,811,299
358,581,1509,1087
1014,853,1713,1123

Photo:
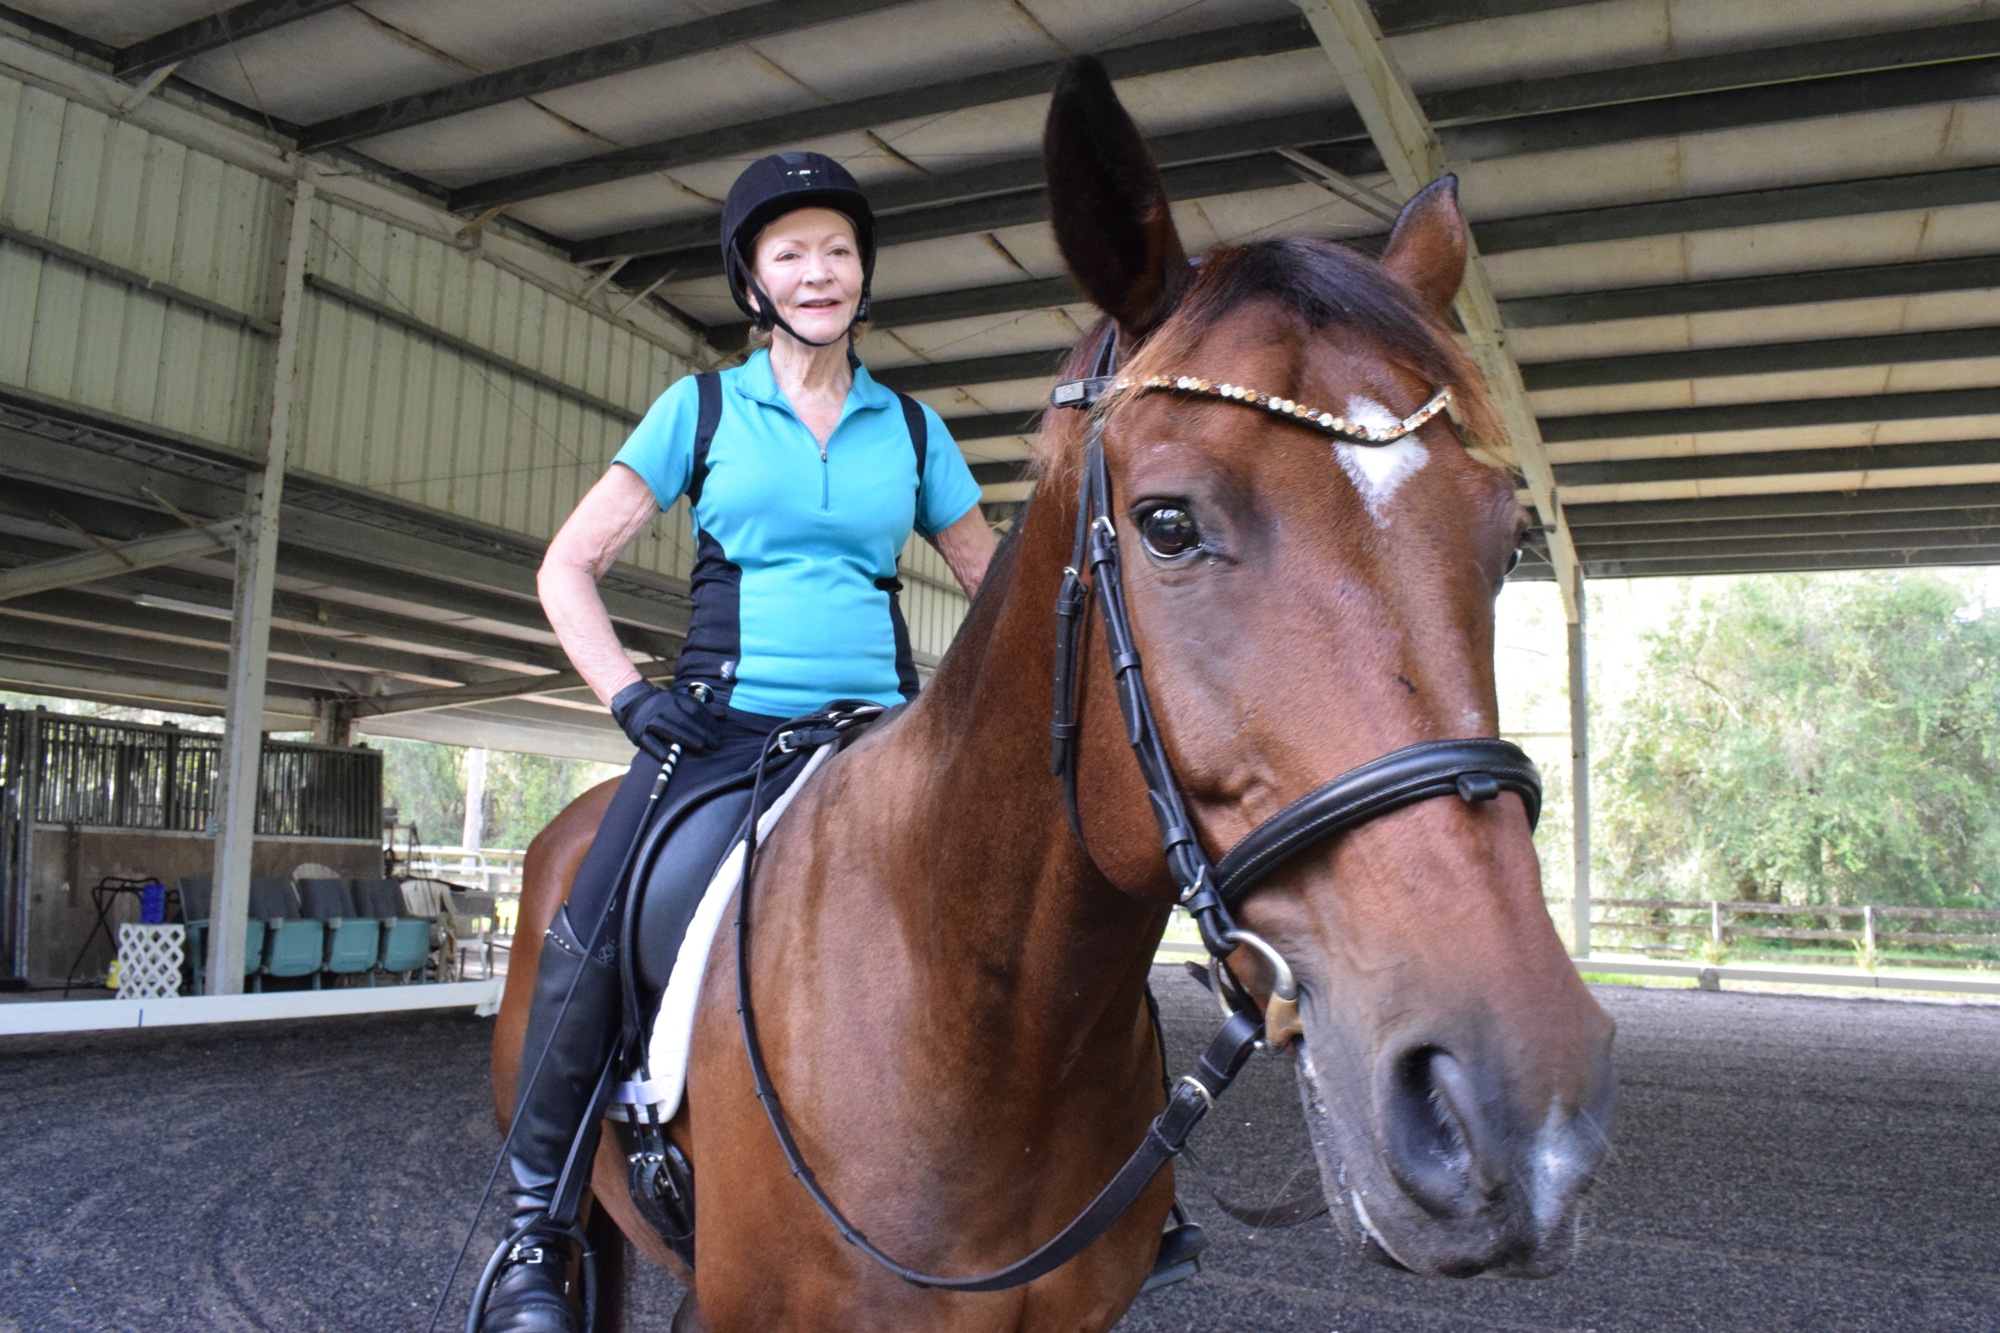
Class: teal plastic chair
178,876,267,993
298,878,379,982
248,879,325,990
352,879,430,983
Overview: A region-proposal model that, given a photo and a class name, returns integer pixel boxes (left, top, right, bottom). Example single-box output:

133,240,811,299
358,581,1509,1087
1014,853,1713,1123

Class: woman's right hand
610,682,723,760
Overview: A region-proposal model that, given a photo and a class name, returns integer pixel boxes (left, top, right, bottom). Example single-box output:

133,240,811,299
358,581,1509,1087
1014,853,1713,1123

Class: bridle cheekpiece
1048,330,1541,965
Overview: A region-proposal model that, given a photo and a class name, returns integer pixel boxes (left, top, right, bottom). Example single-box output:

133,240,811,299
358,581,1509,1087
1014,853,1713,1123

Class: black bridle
733,328,1542,1294
1051,328,1540,957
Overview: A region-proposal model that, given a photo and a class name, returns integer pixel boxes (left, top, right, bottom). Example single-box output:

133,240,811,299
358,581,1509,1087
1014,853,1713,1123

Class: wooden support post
1568,579,1591,959
206,168,315,996
1290,0,1582,618
1864,904,1878,970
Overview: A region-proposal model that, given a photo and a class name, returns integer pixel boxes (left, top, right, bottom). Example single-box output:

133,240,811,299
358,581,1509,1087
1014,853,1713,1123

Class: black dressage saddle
622,753,809,1011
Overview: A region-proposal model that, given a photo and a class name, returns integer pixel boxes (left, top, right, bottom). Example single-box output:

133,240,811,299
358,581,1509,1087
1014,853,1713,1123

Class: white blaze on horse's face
1333,395,1429,524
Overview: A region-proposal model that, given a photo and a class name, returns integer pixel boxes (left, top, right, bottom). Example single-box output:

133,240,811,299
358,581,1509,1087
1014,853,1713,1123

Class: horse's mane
1033,237,1506,479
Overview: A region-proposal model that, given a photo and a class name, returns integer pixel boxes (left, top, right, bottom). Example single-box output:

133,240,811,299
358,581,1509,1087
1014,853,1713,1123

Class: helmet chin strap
745,273,869,349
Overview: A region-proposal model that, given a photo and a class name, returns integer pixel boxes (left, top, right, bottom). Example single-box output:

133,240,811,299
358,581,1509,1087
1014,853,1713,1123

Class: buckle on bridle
1176,1073,1217,1111
506,1243,547,1267
1051,375,1117,409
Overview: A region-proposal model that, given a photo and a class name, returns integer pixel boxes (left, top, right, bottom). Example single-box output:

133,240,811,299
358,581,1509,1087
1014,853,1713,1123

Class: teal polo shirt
613,349,983,717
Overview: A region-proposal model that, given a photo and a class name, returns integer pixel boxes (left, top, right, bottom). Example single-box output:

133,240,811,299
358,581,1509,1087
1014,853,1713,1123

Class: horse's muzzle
1297,1021,1615,1279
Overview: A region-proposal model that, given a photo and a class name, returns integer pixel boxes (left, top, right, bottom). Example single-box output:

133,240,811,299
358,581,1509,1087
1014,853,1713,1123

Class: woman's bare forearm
539,464,663,708
933,507,998,600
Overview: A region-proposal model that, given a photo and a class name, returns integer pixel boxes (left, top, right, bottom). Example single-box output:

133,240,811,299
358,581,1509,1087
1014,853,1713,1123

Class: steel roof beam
872,350,1074,395
0,516,244,602
1564,483,2000,528
305,0,1584,157
879,323,2000,401
0,419,690,637
1582,543,2000,579
1481,165,2000,255
1543,387,2000,443
1372,0,1593,31
756,252,2000,353
358,658,677,717
478,14,2000,214
577,15,2000,271
1524,326,2000,392
448,18,1322,214
601,114,1366,283
114,0,354,78
1506,254,2000,328
1575,507,2000,547
296,0,919,152
1589,528,2000,563
0,657,318,723
1267,0,1580,609
0,586,503,689
629,148,2000,292
1554,438,2000,488
0,531,574,673
574,111,1328,264
0,616,372,699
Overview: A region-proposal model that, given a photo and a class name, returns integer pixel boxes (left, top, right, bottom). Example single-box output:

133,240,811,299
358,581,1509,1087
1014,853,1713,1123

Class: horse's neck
883,481,1164,1057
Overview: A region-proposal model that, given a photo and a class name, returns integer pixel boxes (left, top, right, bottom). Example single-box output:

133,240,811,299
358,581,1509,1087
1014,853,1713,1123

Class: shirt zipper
818,438,829,510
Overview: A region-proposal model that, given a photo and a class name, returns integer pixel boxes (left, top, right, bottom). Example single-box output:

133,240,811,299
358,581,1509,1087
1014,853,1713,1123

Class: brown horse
496,58,1615,1331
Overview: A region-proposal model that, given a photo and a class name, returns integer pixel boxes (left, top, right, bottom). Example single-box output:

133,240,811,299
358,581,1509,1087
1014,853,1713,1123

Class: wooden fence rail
1572,897,2000,969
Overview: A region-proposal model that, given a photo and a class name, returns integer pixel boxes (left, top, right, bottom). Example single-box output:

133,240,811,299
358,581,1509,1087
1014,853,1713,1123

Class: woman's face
750,207,862,345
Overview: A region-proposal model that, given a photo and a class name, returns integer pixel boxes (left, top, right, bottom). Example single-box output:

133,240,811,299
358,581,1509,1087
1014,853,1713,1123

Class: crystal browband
1111,375,1454,446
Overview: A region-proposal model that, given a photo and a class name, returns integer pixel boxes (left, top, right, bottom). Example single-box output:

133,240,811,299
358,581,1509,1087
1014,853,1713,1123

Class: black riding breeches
564,704,789,948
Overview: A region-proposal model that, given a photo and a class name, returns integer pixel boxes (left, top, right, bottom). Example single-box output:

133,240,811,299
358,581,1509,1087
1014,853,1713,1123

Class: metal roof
2,0,1997,704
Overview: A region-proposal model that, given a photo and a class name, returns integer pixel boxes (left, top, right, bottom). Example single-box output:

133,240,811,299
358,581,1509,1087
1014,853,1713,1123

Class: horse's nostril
1381,1045,1489,1220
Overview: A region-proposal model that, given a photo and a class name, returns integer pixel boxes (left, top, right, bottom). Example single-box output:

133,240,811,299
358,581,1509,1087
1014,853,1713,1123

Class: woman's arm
932,507,998,600
538,464,661,707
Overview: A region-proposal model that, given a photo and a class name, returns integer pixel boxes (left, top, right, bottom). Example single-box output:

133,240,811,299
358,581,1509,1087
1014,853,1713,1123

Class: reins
731,325,1545,1293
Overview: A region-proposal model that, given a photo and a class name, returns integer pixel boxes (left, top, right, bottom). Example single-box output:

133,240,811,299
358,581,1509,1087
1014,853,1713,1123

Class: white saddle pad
640,745,831,1121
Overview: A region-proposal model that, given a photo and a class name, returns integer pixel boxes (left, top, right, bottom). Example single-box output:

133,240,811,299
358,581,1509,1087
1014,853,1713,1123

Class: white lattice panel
116,924,185,1000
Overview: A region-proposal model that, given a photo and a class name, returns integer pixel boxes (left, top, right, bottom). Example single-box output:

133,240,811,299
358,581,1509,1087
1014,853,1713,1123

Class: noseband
730,329,1546,1296
1049,330,1542,964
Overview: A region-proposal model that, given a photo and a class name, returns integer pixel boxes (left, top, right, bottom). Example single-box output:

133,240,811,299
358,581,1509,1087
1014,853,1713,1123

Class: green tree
376,736,464,845
483,750,621,849
1599,573,2000,910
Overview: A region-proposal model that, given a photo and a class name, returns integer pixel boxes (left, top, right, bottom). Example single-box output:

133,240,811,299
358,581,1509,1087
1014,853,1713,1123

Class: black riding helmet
721,151,876,346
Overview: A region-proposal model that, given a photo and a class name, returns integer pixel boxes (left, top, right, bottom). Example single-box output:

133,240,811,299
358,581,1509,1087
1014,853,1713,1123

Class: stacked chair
177,872,482,990
178,876,265,995
297,878,381,982
352,878,433,983
249,878,327,989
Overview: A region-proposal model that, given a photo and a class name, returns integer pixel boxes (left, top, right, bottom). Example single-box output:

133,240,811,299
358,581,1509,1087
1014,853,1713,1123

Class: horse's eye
1138,506,1202,560
1503,548,1523,577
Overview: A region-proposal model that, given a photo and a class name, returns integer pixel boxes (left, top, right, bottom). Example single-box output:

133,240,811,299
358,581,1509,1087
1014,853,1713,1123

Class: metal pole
2,708,39,986
1568,578,1591,959
207,167,315,996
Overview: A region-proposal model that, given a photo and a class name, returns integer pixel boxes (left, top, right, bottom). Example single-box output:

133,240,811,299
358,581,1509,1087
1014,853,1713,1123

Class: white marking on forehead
1333,395,1428,524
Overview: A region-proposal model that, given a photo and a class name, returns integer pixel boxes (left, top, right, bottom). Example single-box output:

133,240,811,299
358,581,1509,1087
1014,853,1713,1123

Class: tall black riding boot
478,904,624,1333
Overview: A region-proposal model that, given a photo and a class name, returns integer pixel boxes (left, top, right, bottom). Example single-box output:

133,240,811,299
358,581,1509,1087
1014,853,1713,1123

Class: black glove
610,681,722,761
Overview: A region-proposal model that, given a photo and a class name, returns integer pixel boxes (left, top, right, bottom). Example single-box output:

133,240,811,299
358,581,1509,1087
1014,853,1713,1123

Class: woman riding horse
494,56,1615,1332
478,151,997,1333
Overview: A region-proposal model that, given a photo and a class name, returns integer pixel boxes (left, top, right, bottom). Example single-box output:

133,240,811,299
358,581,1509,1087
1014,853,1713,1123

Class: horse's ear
1043,56,1189,343
1379,174,1468,318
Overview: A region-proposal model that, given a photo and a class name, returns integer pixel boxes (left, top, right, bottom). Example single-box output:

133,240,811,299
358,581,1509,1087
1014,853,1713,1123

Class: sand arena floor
3,969,1996,1331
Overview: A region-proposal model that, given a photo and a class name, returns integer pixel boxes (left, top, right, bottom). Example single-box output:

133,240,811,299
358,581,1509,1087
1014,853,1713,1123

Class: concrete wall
25,826,378,986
